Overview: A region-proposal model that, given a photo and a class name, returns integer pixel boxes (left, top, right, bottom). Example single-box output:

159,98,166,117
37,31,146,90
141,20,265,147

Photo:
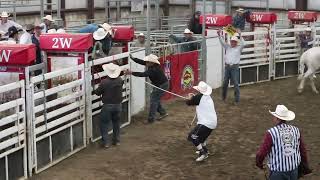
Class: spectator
57,28,66,33
40,15,54,33
0,11,22,37
32,23,43,75
132,33,146,47
20,24,34,44
93,63,123,148
232,8,251,31
169,28,199,52
299,27,313,52
6,26,20,44
188,11,202,34
217,29,245,104
256,105,312,179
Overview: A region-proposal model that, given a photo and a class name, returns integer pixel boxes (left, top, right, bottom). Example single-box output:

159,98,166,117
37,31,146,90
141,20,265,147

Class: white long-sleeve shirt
0,20,22,34
19,31,32,44
218,36,245,65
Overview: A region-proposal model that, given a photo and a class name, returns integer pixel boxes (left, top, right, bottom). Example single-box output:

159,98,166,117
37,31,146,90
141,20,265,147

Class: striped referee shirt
256,122,309,172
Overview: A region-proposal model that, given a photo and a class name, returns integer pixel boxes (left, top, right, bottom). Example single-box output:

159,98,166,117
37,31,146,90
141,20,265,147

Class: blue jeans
222,64,240,103
149,82,169,122
269,168,298,180
100,104,122,145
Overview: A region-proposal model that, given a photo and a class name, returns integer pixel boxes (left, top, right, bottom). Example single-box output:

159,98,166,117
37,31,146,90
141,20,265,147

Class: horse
297,47,320,94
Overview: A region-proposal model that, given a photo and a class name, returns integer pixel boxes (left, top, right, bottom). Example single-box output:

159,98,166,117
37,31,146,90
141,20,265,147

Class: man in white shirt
218,30,245,104
0,11,22,38
20,24,34,44
40,15,54,33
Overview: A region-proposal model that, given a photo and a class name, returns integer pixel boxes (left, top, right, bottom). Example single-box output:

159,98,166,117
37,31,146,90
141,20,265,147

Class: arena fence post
84,52,93,143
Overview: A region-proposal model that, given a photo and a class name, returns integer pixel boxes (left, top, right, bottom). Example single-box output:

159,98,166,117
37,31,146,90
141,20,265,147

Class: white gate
0,81,27,180
238,30,272,85
89,53,131,142
273,27,308,79
28,64,86,173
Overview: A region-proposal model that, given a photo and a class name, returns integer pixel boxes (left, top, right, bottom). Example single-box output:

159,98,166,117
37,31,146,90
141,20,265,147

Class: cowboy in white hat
132,33,146,48
127,54,169,123
232,8,250,31
40,15,54,33
299,27,314,52
0,11,22,37
217,29,245,105
93,63,124,148
19,24,34,44
256,105,312,179
169,28,198,52
99,23,113,36
185,81,217,162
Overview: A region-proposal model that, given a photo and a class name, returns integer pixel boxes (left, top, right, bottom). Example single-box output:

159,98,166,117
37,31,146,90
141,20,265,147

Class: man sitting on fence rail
217,29,244,105
169,29,199,53
126,54,169,124
298,27,314,53
93,63,124,148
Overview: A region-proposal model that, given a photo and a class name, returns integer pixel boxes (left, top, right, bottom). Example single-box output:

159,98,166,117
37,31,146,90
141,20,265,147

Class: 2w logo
52,38,73,48
206,17,218,24
294,12,305,19
0,50,12,63
252,14,264,21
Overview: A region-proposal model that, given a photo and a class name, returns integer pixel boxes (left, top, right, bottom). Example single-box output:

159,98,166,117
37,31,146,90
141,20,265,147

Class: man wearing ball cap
185,81,217,162
256,105,312,179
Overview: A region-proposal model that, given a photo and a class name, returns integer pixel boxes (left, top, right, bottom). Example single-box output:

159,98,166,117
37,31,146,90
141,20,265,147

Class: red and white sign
0,44,36,66
199,14,232,27
288,11,317,22
112,25,134,42
247,12,277,24
40,33,93,51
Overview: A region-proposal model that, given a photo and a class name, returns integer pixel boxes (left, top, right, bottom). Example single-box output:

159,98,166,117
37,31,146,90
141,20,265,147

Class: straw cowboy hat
93,28,107,40
57,28,66,33
236,8,245,13
100,23,113,35
138,33,145,37
230,36,239,42
47,29,57,34
193,81,212,96
184,28,193,34
43,15,54,22
1,11,10,18
269,105,295,121
144,54,160,64
25,24,35,31
102,63,121,79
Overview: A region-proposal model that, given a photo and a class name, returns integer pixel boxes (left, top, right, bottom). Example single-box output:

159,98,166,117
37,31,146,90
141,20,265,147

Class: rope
144,81,188,100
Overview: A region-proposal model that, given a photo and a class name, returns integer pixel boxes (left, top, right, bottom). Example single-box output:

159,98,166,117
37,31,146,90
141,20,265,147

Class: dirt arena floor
32,77,320,180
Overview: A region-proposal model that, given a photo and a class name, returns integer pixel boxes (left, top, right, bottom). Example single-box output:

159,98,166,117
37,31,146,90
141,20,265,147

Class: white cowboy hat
138,33,145,37
269,105,295,121
305,27,312,32
102,63,121,79
230,36,239,42
1,11,10,18
43,15,54,22
236,8,245,13
100,23,113,35
184,28,193,34
193,81,212,96
93,28,107,40
144,54,160,64
47,29,57,34
57,28,66,33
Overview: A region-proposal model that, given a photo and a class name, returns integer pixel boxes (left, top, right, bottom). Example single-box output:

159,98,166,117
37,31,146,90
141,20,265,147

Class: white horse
297,47,320,94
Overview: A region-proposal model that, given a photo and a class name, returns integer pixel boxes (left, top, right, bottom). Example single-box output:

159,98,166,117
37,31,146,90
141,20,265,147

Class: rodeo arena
1,0,320,179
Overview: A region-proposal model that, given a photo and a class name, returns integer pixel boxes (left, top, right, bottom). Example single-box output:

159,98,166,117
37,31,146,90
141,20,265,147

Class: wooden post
87,0,94,24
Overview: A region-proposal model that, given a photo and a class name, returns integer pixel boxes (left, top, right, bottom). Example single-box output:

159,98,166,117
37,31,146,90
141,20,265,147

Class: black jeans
148,82,169,122
100,104,122,145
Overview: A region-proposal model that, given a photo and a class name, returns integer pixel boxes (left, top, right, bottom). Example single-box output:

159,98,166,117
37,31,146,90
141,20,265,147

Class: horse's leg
309,73,319,94
298,69,313,93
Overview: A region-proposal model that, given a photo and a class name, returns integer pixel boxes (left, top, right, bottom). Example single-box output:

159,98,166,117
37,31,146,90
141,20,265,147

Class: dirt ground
32,77,320,180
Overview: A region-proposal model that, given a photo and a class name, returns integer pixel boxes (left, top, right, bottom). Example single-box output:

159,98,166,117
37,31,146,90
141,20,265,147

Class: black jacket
93,77,123,104
188,13,202,34
131,57,168,87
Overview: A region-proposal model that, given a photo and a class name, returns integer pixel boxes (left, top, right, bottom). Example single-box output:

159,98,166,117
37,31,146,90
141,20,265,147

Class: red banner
40,33,93,52
0,44,36,66
160,51,199,100
288,11,317,22
199,14,232,27
247,12,277,24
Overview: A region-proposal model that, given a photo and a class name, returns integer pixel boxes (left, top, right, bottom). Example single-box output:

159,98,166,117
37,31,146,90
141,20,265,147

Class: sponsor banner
159,51,199,100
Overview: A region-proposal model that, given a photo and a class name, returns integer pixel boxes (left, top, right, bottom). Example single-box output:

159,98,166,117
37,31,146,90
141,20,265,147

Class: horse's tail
298,52,306,80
